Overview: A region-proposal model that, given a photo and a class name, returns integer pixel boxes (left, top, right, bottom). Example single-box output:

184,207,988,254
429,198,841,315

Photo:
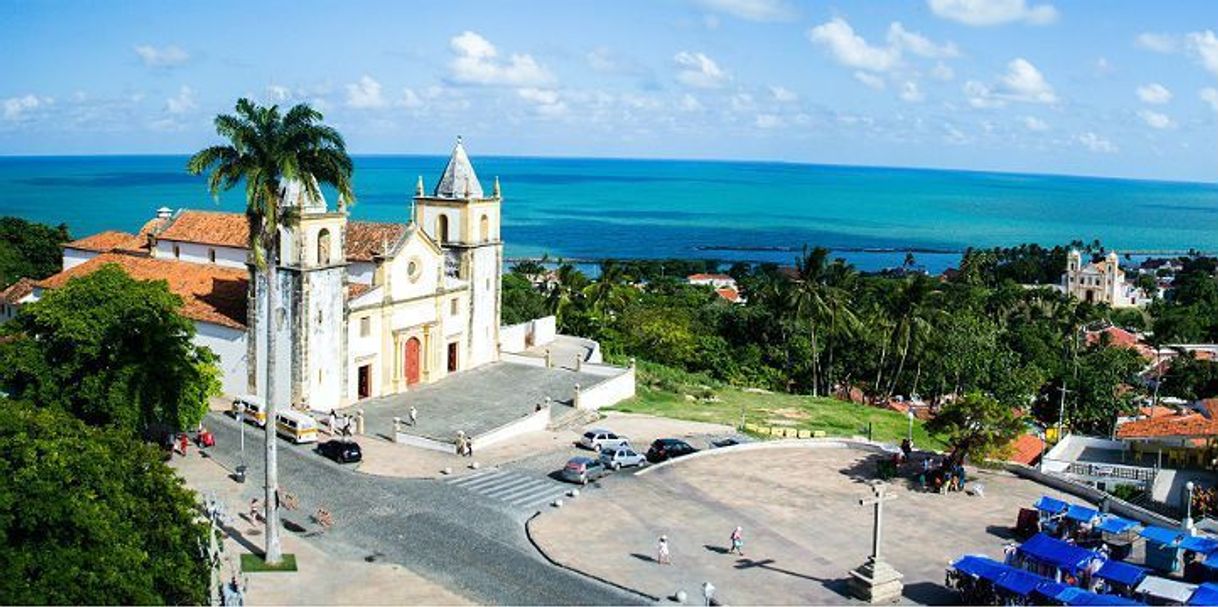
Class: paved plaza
344,361,605,442
529,443,1082,605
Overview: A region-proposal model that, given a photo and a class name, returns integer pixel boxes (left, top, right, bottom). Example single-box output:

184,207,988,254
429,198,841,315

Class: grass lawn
240,552,298,572
613,385,947,450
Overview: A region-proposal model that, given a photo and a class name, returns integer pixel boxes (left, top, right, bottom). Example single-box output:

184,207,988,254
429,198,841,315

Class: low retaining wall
635,438,898,476
500,323,529,353
500,316,559,354
393,431,457,454
576,366,635,411
1006,463,1179,528
471,407,551,451
501,352,548,367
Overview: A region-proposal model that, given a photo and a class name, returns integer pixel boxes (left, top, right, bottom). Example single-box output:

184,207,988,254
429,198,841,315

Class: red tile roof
1116,413,1218,439
0,277,36,304
36,253,248,329
688,273,732,281
63,230,143,253
1085,326,1154,360
152,210,407,263
347,283,373,300
1007,433,1045,465
715,287,742,303
346,221,407,262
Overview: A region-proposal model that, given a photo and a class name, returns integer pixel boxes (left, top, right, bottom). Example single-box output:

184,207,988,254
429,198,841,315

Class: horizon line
0,151,1215,188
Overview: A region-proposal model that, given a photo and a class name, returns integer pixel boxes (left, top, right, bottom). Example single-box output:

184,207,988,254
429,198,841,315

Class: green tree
926,391,1024,466
502,273,548,324
0,216,70,288
0,264,219,432
187,98,354,565
0,403,209,604
1160,352,1218,401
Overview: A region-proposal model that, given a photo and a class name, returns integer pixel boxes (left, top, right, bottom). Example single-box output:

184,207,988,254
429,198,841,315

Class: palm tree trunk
810,324,820,398
874,340,888,400
264,253,282,565
889,330,911,399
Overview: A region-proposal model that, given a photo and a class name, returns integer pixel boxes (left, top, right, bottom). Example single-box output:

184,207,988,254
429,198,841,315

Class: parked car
579,428,630,451
561,456,609,485
599,445,648,470
316,440,362,464
710,436,745,449
646,438,699,463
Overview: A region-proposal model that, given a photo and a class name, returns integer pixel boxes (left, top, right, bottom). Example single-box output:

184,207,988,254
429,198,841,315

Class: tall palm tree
187,98,354,565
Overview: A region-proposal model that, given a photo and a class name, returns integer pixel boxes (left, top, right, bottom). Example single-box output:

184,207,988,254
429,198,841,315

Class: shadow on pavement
985,524,1016,540
703,544,730,555
629,552,656,563
904,581,957,605
733,557,821,584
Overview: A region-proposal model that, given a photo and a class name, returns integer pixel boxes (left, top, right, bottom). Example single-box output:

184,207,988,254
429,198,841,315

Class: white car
579,428,629,451
599,446,648,470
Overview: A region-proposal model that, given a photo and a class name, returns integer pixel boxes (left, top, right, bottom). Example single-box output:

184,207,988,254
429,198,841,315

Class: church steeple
433,136,483,199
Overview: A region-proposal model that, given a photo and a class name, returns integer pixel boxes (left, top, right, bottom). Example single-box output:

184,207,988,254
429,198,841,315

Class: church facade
1061,249,1150,308
11,139,503,412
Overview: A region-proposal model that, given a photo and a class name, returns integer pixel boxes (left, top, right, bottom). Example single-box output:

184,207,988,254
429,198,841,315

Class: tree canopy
0,216,70,288
925,392,1025,464
0,264,220,433
0,402,209,604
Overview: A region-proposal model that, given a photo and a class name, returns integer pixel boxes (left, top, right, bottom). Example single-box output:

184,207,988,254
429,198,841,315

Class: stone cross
859,481,897,562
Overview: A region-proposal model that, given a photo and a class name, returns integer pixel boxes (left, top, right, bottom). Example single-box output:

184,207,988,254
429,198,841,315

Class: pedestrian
702,581,716,606
1003,542,1017,564
409,405,418,426
729,526,745,556
657,535,671,565
329,411,337,435
466,436,474,459
178,433,189,456
249,498,261,522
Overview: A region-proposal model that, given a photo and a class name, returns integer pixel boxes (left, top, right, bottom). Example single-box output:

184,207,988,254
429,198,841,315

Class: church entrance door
357,364,371,399
405,338,421,385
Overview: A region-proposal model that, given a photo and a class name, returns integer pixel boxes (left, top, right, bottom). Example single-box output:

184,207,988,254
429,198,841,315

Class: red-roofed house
1007,433,1046,466
688,273,736,289
0,277,37,323
1084,325,1155,360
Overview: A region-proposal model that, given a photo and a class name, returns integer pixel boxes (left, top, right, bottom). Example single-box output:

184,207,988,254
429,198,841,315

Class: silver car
599,446,648,470
579,428,629,451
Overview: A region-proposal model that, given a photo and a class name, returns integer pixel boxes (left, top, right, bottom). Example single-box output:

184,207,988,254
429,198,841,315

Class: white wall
577,366,636,410
348,261,376,285
300,268,346,411
63,248,97,270
194,321,248,396
155,240,247,269
471,406,550,450
500,322,528,353
533,315,557,346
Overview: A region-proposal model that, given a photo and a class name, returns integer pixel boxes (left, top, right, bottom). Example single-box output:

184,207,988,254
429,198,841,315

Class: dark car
317,440,362,464
646,438,699,463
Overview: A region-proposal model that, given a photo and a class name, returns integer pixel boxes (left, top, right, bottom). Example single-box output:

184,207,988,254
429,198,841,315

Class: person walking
409,406,418,426
328,411,337,436
729,526,745,556
657,535,671,565
702,581,716,606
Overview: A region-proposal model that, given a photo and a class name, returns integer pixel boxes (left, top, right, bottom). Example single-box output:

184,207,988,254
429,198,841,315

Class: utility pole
1056,383,1071,443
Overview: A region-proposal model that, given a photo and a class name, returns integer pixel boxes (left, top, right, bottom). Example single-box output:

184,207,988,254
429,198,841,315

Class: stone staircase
547,404,599,431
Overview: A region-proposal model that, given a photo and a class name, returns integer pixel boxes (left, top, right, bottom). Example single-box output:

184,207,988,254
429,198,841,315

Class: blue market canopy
1066,504,1100,523
1188,582,1218,606
1074,593,1143,606
995,567,1050,596
1199,557,1218,571
1036,496,1071,514
1141,526,1186,548
1137,575,1198,604
1019,533,1100,574
1034,582,1071,601
1180,535,1218,555
952,555,1007,579
1096,515,1140,535
1096,560,1148,587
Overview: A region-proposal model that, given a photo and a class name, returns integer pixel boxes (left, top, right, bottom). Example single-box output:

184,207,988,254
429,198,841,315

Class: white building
1062,250,1151,308
8,138,504,412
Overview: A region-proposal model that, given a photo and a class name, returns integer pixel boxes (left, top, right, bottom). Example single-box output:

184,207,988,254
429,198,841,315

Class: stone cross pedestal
848,480,904,603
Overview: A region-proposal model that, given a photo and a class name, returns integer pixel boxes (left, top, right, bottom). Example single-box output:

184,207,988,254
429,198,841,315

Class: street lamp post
1056,383,1071,443
1185,481,1196,533
906,410,914,444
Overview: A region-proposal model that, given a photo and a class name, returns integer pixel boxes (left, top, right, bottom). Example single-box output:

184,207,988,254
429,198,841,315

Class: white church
4,139,505,412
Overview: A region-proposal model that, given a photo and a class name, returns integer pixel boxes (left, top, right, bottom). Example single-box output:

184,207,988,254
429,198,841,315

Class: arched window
317,228,331,265
480,214,489,241
437,215,449,244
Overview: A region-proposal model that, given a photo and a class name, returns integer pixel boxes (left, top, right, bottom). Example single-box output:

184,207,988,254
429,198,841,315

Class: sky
0,0,1215,182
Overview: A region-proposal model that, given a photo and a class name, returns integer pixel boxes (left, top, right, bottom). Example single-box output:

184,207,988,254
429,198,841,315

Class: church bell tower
413,137,502,370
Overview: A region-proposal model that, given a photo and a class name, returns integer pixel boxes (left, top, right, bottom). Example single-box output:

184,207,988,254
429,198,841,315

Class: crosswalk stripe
479,476,539,498
445,470,497,486
512,490,566,508
449,470,510,489
443,467,570,510
488,478,555,501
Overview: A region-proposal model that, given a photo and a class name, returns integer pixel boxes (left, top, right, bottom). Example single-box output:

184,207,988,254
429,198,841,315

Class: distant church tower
413,137,503,370
250,179,348,411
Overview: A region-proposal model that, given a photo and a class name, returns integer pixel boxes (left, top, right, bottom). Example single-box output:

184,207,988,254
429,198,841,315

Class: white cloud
1094,57,1114,76
854,71,887,90
808,18,899,72
448,31,554,87
134,44,190,68
931,62,956,81
1077,131,1117,153
1136,83,1172,104
729,93,755,111
165,85,196,114
887,22,959,59
1022,116,1049,131
266,85,292,102
2,94,51,121
1202,88,1218,113
517,88,567,117
693,0,796,22
754,113,783,128
927,0,1057,26
1138,109,1175,129
1187,30,1218,76
678,94,704,112
673,51,729,88
769,85,798,102
899,81,924,102
345,75,387,109
1136,33,1178,54
966,58,1056,106
587,47,617,72
399,88,423,109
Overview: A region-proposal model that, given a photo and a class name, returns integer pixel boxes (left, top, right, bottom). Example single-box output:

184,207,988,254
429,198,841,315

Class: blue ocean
2,155,1216,274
